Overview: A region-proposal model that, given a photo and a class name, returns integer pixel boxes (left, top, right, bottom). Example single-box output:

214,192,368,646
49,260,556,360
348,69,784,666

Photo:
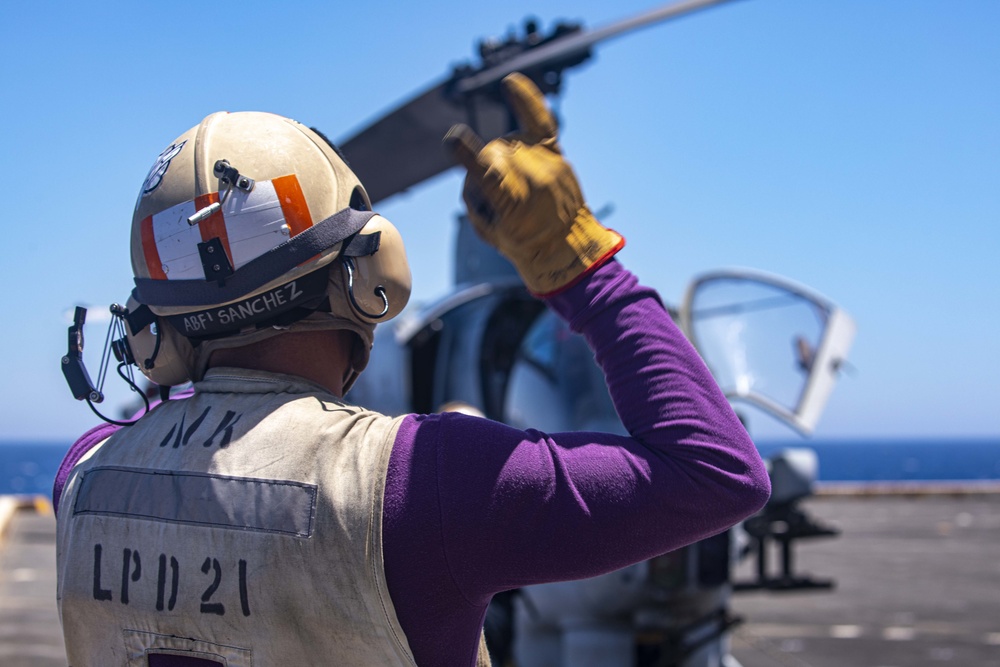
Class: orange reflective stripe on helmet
140,215,167,281
273,174,312,237
195,191,233,267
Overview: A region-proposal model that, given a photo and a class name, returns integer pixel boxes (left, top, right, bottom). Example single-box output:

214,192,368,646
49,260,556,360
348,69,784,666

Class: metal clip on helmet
125,111,411,389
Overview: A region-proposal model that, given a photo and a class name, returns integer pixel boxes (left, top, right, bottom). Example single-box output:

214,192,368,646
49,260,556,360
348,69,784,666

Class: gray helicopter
340,1,856,666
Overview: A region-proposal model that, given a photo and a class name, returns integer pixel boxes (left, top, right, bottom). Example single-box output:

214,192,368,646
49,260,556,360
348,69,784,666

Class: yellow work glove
444,73,624,297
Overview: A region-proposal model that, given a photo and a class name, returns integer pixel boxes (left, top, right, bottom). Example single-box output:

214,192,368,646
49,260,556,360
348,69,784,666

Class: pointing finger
501,73,557,144
444,124,488,177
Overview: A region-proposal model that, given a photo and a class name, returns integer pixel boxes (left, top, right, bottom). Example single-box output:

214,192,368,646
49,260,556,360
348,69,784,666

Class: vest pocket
148,654,224,667
124,629,252,667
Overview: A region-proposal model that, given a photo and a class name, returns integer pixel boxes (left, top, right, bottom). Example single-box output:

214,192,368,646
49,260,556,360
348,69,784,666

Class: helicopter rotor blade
455,0,742,95
339,81,511,206
339,0,742,205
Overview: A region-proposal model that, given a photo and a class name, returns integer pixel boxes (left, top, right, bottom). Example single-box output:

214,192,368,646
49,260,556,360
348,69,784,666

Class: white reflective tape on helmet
140,175,312,281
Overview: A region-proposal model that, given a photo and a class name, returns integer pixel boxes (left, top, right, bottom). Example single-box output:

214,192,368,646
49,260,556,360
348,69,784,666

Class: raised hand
445,73,624,296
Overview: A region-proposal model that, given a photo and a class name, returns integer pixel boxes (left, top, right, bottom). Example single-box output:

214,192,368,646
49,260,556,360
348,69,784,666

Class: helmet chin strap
341,367,357,396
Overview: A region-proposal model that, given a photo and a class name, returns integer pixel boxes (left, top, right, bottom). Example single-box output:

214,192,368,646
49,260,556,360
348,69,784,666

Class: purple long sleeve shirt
54,260,770,666
382,260,769,665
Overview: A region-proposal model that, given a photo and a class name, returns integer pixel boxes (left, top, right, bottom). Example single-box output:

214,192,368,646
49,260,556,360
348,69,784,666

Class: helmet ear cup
125,297,195,387
341,215,411,324
349,185,372,212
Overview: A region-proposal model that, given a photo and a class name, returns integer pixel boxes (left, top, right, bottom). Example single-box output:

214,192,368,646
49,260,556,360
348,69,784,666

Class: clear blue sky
1,0,997,442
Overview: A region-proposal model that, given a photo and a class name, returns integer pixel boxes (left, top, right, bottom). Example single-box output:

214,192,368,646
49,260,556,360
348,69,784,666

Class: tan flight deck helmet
124,111,411,391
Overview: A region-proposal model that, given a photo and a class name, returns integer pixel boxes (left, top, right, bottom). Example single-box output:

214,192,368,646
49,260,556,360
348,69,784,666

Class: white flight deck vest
56,368,416,666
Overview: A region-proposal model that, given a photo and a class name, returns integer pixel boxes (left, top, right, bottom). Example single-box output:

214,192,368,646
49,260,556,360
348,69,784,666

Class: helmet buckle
187,159,256,226
198,237,234,284
213,159,256,195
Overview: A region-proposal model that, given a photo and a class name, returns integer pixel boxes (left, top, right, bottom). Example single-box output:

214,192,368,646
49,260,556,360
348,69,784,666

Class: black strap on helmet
163,266,334,340
132,208,378,308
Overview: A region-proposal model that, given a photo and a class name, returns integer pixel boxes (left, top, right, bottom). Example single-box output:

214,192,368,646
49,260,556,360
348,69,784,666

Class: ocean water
755,437,1000,483
1,437,998,497
0,441,68,497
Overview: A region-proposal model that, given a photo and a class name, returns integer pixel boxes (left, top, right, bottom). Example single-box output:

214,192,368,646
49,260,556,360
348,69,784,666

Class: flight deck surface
731,492,1000,667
